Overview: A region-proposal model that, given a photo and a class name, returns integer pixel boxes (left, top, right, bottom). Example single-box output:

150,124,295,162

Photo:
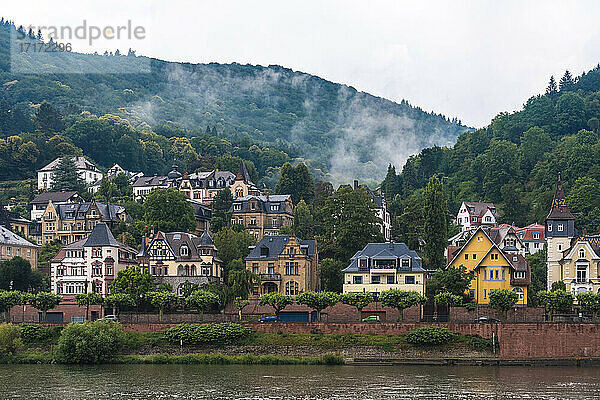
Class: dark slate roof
235,162,254,185
342,242,424,273
230,195,291,214
198,230,215,248
246,235,316,260
547,173,575,220
38,156,99,172
0,225,38,248
188,200,212,221
132,175,169,187
154,231,217,261
463,201,498,218
84,222,119,247
31,191,78,205
53,202,127,222
183,170,236,189
507,254,529,272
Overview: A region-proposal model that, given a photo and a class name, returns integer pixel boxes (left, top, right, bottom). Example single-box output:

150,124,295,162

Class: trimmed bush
0,324,22,355
405,326,456,346
56,321,126,364
19,324,52,344
163,323,253,345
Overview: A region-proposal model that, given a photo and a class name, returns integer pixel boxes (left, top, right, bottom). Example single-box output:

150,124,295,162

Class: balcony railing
260,273,281,281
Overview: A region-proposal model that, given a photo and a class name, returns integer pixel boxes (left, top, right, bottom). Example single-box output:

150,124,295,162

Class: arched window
285,281,299,295
236,188,243,197
177,265,184,276
185,265,190,276
191,265,197,276
579,249,585,259
180,246,189,257
512,287,524,301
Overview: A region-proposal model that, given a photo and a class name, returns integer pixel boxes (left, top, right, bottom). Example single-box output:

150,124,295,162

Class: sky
5,0,600,127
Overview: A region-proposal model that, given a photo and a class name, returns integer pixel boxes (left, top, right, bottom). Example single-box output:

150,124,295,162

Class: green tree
214,228,256,277
228,267,259,300
296,291,340,321
422,175,448,269
320,258,344,292
526,250,547,305
320,187,383,262
113,172,133,198
0,257,45,292
559,70,576,92
33,100,63,134
275,162,314,204
211,188,233,233
537,290,574,321
340,292,374,321
0,290,23,322
234,297,251,321
577,292,600,322
51,156,85,192
546,75,558,97
56,320,125,364
148,291,178,322
293,199,314,239
428,265,473,299
38,240,63,272
185,290,220,315
74,292,103,321
143,188,196,233
31,292,62,322
103,293,135,317
379,289,425,322
258,292,294,320
488,289,519,321
110,267,154,300
433,292,463,307
551,281,566,292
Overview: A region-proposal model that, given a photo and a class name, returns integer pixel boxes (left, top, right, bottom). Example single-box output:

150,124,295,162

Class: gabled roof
150,231,219,261
188,199,212,221
462,201,498,218
38,156,99,172
547,173,575,220
246,235,315,260
84,222,119,247
52,202,127,222
0,225,38,248
235,162,253,184
198,230,215,248
31,191,78,205
132,175,169,188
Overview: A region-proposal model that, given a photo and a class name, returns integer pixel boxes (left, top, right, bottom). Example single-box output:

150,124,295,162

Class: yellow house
447,227,530,305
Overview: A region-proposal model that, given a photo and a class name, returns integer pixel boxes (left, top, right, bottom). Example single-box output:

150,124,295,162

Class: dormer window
401,258,410,269
533,232,540,239
270,204,279,211
548,224,553,232
234,203,242,211
579,249,585,259
180,246,189,257
558,224,564,232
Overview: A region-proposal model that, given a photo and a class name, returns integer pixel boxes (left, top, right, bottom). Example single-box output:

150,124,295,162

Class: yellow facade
449,229,528,305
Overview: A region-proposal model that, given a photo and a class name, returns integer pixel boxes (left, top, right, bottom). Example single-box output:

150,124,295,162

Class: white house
132,175,170,200
455,201,499,232
37,156,102,190
50,222,137,296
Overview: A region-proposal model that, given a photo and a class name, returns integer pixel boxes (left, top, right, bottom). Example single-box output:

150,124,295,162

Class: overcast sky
5,0,600,127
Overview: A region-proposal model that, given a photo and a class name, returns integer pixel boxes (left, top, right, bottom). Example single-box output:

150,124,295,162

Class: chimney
353,180,359,190
121,232,126,244
583,227,588,236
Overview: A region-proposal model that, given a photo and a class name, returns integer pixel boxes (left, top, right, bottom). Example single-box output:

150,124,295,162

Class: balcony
260,273,281,281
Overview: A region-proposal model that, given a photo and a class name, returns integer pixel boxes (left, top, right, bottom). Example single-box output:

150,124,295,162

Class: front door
263,282,278,294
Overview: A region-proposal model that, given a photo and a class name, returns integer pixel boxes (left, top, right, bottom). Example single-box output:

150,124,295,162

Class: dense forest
383,66,600,247
0,19,468,185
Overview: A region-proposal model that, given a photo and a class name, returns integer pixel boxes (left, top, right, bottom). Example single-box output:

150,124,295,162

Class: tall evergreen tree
381,164,400,200
293,199,314,239
51,156,85,192
422,175,448,269
33,100,63,134
559,70,576,92
546,75,558,97
275,162,314,204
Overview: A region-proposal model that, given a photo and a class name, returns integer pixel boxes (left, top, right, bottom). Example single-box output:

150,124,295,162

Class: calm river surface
1,364,599,399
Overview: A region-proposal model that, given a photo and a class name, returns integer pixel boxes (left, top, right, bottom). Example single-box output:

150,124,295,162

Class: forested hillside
0,19,468,184
383,66,600,246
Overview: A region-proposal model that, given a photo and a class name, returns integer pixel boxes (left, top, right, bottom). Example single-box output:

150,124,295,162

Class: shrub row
404,326,456,346
114,353,344,365
163,323,253,345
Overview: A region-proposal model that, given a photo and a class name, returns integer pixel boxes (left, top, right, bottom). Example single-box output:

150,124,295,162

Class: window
547,224,553,232
579,249,585,259
270,204,279,211
469,289,475,298
272,218,278,227
285,281,299,295
180,246,189,257
268,263,275,274
577,265,588,283
404,276,415,284
485,216,491,222
477,236,483,242
234,203,242,211
401,259,410,269
464,254,468,261
495,270,499,280
484,289,487,299
513,287,524,301
558,224,564,232
353,276,363,284
387,276,395,284
491,253,498,261
371,275,381,284
250,217,256,225
472,254,477,260
533,232,540,239
106,264,113,276
558,244,563,252
92,264,102,277
252,263,259,274
513,271,526,279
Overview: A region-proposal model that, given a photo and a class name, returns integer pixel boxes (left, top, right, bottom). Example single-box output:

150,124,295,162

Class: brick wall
449,306,545,323
8,299,103,323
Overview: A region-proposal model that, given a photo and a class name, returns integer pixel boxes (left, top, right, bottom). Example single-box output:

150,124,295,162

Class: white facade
37,157,102,190
455,202,498,231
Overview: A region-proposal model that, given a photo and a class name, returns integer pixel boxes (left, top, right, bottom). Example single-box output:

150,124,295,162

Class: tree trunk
238,309,243,321
42,310,47,322
86,305,89,321
112,306,116,316
398,308,403,323
358,308,362,321
159,308,163,323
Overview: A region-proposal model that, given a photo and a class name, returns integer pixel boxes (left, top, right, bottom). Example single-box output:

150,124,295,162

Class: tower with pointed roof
546,172,576,290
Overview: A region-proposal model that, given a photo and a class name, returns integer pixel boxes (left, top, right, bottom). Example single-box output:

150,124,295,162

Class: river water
1,364,599,399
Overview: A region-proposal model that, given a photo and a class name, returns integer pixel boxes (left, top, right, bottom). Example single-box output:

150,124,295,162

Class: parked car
362,315,380,323
477,316,501,323
258,315,278,323
100,315,119,322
